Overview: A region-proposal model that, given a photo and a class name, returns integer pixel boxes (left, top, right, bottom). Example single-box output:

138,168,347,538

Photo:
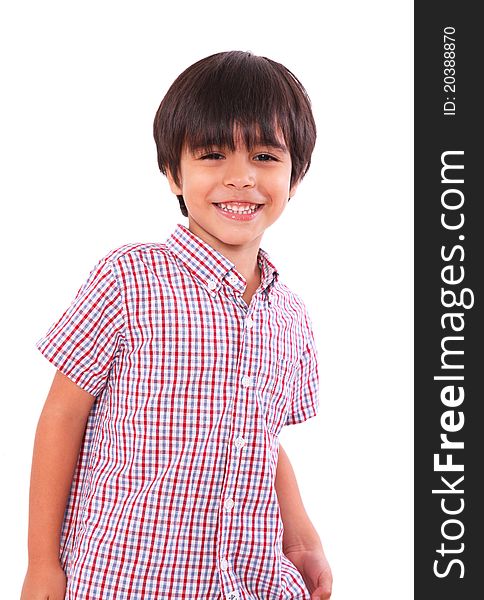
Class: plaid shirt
36,224,319,599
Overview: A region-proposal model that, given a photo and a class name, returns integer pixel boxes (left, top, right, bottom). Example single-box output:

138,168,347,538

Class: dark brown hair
153,51,317,216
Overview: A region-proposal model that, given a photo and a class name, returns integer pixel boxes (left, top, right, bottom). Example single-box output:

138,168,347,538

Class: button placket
219,323,255,593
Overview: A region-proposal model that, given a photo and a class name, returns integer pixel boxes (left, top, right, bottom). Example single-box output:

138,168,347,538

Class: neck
222,243,261,284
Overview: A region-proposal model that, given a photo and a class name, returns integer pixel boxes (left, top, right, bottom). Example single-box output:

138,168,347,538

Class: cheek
270,167,292,191
183,171,215,198
271,175,292,199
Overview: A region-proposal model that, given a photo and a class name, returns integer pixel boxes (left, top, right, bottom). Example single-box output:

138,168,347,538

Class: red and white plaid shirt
36,224,319,599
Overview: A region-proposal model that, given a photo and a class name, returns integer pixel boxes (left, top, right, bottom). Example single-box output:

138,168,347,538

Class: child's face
167,127,299,255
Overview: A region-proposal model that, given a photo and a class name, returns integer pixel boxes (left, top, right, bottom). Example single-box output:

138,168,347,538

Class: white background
1,1,413,598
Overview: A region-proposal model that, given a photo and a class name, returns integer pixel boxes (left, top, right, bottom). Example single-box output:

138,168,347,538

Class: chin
221,235,251,246
220,232,261,246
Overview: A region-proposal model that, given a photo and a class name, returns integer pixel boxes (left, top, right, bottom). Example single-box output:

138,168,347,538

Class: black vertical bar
415,3,483,598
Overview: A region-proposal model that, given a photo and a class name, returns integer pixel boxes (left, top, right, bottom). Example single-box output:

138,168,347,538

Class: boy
21,51,332,599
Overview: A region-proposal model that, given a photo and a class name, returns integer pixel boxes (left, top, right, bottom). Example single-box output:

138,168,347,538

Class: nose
222,155,255,190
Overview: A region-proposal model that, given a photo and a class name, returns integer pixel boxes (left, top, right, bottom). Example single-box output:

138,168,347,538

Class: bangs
180,53,296,153
184,119,287,156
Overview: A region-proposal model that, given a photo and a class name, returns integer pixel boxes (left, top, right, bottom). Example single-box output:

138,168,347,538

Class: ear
166,169,183,195
289,178,301,199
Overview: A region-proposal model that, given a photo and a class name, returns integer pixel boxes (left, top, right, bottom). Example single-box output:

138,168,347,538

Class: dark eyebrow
189,141,288,154
257,142,288,153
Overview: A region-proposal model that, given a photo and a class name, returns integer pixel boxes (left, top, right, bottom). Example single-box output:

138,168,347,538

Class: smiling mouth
214,202,262,215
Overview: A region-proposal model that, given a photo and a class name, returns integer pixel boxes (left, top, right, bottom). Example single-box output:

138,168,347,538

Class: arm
21,370,96,600
275,442,332,599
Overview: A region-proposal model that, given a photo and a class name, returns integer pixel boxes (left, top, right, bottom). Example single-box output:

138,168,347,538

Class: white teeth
217,203,259,214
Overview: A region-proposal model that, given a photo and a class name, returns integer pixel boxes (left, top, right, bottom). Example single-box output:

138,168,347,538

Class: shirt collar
165,224,279,297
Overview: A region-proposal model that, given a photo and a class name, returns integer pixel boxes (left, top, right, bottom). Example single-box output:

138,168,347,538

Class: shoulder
272,280,316,332
95,241,172,270
87,242,174,287
274,280,311,313
98,242,170,265
271,279,312,326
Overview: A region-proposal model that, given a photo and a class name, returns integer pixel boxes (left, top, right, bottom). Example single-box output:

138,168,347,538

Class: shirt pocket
256,356,297,436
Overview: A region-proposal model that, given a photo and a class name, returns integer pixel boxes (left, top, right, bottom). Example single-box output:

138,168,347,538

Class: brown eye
254,154,277,162
200,152,224,160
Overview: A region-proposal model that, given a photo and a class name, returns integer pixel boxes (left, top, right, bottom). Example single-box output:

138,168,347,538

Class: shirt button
220,557,229,571
234,436,246,449
245,316,254,329
228,273,239,286
224,497,235,511
241,375,253,387
226,592,240,600
207,279,217,291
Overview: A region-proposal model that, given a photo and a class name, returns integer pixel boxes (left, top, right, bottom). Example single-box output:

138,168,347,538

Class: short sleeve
284,322,319,426
36,255,126,397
